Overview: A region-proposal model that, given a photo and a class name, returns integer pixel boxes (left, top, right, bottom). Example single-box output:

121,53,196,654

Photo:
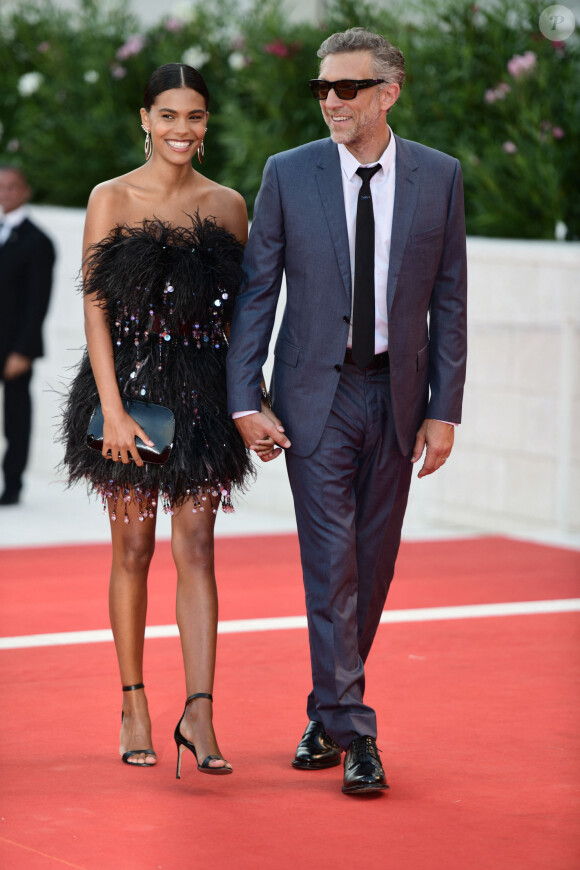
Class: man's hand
411,419,454,478
3,352,32,380
234,408,291,462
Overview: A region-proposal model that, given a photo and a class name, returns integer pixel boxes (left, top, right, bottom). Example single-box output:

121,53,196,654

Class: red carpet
0,535,579,869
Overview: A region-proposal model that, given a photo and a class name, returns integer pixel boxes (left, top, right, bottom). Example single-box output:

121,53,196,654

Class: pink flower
264,39,302,59
264,39,290,58
507,57,520,76
484,82,511,103
502,141,518,154
164,17,184,32
111,64,127,79
37,41,50,53
116,34,146,60
539,121,565,141
507,50,537,78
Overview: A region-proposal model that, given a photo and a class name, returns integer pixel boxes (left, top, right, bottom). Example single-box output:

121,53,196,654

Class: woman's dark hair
143,63,210,111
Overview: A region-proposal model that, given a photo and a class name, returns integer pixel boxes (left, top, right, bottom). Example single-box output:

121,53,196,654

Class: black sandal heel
120,683,157,767
174,692,232,778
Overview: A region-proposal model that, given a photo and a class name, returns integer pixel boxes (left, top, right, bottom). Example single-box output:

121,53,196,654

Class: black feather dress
62,214,253,521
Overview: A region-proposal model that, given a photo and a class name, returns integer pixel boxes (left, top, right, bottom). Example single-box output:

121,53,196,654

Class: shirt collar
1,204,28,229
338,126,396,182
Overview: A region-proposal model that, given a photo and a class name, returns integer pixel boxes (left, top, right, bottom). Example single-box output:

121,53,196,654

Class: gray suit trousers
285,358,413,749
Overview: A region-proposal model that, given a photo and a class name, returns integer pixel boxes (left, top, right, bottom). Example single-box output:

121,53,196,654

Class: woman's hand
102,408,154,466
234,404,290,463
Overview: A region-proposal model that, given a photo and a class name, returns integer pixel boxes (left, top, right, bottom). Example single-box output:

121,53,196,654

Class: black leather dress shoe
292,720,342,770
342,736,389,794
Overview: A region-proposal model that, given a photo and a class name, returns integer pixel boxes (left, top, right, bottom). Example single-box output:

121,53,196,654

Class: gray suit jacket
227,135,467,458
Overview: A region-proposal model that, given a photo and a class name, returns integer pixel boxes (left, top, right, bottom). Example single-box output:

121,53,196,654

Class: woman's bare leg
108,493,157,765
172,493,230,770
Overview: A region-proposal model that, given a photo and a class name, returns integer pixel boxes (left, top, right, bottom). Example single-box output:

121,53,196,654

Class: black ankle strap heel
120,683,157,767
174,692,232,778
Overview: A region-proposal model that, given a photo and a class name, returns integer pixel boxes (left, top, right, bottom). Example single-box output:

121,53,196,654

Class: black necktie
352,164,381,369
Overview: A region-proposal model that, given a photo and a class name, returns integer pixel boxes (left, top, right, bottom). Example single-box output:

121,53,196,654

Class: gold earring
141,124,152,161
197,136,205,165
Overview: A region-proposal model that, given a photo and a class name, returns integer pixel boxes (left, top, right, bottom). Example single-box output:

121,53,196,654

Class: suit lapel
314,140,352,303
387,135,419,313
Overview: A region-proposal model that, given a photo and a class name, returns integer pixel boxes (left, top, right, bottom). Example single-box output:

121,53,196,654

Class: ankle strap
122,683,145,692
185,692,213,704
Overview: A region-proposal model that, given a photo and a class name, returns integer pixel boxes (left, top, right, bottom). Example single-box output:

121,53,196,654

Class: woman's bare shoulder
205,179,246,209
200,181,247,241
84,175,137,248
85,171,152,241
88,171,146,209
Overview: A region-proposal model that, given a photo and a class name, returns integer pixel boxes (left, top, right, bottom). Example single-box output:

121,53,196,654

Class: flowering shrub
0,0,578,239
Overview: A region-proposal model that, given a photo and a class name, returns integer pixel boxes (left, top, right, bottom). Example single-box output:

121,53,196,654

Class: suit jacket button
343,315,350,323
334,364,342,372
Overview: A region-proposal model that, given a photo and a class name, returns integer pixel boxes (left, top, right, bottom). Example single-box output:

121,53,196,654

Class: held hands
102,408,154,467
411,419,454,478
234,405,291,462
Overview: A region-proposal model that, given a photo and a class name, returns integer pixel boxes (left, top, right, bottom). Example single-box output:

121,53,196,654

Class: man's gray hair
317,27,405,89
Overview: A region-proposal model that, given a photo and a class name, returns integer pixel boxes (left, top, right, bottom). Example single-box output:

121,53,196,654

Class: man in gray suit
227,27,467,795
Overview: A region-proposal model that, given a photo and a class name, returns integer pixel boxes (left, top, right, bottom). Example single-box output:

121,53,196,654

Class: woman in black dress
63,64,270,775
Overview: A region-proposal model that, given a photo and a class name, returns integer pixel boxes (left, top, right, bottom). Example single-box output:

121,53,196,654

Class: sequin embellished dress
62,215,253,519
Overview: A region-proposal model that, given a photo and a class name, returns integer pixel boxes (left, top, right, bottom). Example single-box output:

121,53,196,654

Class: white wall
0,0,326,27
3,206,579,539
411,238,580,536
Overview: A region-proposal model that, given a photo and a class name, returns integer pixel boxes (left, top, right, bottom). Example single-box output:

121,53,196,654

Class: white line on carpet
0,598,578,650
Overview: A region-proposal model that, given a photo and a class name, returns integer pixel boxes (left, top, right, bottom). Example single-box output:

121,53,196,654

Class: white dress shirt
0,204,28,246
338,129,396,354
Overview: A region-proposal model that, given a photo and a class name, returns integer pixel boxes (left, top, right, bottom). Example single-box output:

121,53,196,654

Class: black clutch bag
86,400,175,465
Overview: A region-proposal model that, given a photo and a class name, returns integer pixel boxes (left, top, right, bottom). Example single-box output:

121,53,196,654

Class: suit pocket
411,225,444,244
417,341,429,372
274,338,300,368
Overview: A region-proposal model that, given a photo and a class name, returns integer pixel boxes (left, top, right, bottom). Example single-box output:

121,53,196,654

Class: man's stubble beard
324,100,384,150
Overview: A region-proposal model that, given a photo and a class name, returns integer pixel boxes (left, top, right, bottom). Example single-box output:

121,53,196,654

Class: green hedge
1,0,578,239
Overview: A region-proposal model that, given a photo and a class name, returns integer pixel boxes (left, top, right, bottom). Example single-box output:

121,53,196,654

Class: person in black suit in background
0,166,55,505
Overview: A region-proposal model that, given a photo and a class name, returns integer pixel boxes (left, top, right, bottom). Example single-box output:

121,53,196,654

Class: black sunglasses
309,79,386,100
